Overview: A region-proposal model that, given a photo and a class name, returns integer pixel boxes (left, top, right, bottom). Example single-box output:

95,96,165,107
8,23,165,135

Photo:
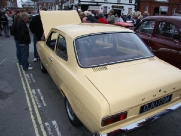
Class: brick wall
138,0,181,16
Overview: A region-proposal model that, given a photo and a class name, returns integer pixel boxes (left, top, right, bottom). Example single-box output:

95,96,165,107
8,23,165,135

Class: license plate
140,94,172,114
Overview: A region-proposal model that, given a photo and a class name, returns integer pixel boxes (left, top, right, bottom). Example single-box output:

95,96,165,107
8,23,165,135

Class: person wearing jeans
10,13,22,64
17,12,33,71
20,44,29,70
29,9,46,62
33,34,40,60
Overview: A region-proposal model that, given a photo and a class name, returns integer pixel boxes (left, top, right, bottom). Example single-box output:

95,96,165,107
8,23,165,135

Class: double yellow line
17,63,47,136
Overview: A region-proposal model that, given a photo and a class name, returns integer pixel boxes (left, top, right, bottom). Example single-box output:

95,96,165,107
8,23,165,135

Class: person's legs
6,26,10,37
15,40,22,64
0,25,2,36
20,44,30,70
2,24,7,36
33,34,39,60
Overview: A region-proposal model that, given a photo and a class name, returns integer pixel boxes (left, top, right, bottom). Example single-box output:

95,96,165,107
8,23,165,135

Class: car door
135,20,156,46
42,30,59,77
50,33,68,88
149,21,181,69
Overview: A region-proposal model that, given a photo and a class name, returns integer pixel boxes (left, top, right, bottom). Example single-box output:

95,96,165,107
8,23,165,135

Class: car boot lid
40,10,81,38
85,59,181,114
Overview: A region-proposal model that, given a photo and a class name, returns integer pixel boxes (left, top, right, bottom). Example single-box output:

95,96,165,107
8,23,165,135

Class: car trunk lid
40,10,81,38
85,60,181,114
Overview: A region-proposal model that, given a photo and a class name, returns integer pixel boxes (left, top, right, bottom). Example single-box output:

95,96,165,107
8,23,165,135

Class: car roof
54,23,133,39
142,16,181,25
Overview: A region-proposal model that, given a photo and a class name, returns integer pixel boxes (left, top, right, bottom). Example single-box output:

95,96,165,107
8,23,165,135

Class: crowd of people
77,9,149,27
0,7,149,71
0,8,44,71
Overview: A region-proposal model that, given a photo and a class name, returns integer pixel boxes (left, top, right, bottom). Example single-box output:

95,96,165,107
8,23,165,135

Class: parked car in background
115,20,134,28
37,11,181,136
134,16,181,69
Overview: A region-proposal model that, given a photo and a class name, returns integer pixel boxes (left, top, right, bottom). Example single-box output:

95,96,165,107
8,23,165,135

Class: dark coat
1,14,8,25
10,21,18,40
29,15,44,39
17,20,31,44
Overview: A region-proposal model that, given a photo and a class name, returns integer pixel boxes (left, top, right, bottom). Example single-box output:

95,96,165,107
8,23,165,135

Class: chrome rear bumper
94,101,181,136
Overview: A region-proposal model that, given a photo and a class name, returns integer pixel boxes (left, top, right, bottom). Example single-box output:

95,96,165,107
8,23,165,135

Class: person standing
1,10,8,37
143,11,149,18
98,13,108,24
29,9,46,62
107,10,115,24
17,12,33,71
6,13,13,37
10,13,22,65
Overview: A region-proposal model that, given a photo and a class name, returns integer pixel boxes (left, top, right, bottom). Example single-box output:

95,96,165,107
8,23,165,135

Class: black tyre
65,97,82,127
39,60,47,73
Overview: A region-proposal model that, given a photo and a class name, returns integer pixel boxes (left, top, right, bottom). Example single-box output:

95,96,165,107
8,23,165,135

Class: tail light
102,112,127,127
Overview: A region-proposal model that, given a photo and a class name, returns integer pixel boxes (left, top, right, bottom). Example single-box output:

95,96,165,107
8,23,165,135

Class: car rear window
74,32,154,67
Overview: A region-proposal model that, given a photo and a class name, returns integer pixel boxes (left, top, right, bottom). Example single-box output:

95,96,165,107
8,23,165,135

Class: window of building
172,8,176,15
117,0,121,3
39,5,42,10
145,5,148,11
129,0,132,3
103,6,107,14
128,8,132,14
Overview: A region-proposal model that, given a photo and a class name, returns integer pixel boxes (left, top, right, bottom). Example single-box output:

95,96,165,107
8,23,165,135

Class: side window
46,31,58,51
156,22,179,40
136,20,155,34
55,35,67,61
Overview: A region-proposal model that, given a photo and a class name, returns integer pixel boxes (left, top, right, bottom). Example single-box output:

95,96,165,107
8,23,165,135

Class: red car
134,16,181,69
115,21,133,28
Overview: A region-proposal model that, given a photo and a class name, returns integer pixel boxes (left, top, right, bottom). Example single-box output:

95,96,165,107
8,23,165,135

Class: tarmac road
0,32,181,136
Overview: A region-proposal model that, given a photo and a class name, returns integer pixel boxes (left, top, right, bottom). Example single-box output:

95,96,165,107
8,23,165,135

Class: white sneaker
32,58,38,62
27,67,33,70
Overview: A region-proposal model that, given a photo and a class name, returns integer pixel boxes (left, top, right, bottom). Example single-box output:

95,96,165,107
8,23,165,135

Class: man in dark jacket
17,12,33,71
29,9,46,62
1,10,8,37
10,13,22,64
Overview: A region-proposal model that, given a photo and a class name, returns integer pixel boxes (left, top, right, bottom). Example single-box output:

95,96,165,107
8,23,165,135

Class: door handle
48,57,53,61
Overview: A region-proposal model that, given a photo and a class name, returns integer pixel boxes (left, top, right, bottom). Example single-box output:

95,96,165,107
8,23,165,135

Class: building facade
138,0,181,16
0,0,17,8
63,0,137,16
21,0,57,11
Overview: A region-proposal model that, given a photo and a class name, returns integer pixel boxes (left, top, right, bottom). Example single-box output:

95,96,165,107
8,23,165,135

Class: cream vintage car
37,11,181,136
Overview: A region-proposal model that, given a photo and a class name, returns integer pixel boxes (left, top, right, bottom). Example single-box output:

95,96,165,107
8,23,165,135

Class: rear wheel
39,60,47,73
65,97,82,127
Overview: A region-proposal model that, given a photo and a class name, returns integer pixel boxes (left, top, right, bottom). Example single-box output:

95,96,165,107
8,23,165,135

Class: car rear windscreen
74,32,154,67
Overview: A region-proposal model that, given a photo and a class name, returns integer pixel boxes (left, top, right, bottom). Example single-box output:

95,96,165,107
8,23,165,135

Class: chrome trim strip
94,101,181,136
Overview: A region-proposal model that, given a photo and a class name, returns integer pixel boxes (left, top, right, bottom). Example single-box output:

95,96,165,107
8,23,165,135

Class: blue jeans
20,44,29,70
33,34,40,58
2,23,9,36
15,40,22,64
